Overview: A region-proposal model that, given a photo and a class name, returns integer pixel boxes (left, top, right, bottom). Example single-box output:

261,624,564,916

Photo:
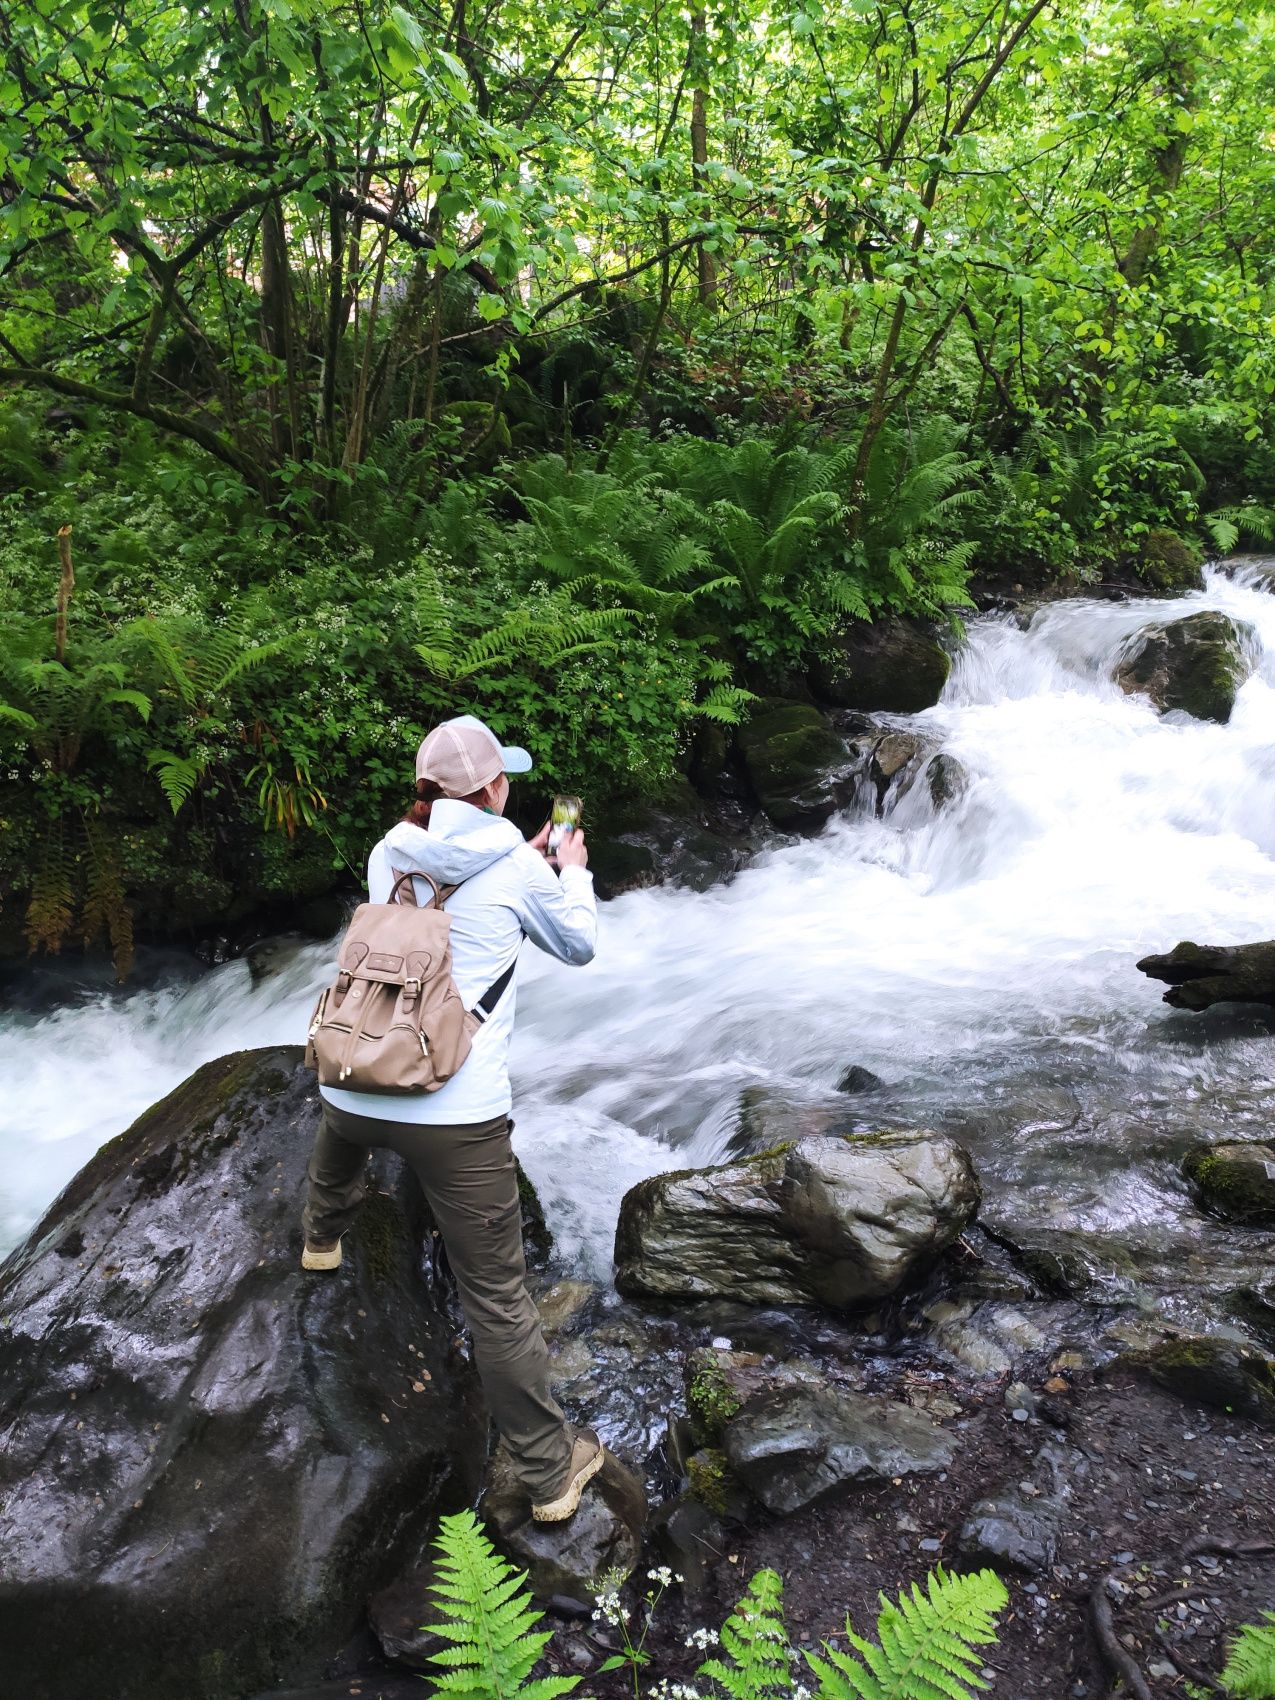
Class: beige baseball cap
415,714,533,795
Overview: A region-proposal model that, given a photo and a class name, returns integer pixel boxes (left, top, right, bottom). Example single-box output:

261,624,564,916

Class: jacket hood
381,802,524,886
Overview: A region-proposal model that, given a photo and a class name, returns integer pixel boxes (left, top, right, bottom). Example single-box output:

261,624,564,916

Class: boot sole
532,1444,606,1523
301,1241,343,1271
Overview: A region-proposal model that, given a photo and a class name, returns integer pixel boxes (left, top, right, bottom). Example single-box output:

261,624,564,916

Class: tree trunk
689,9,717,309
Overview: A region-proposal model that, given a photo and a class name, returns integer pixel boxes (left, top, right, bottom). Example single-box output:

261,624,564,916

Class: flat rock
0,1047,484,1700
957,1485,1062,1574
480,1443,646,1602
722,1382,955,1515
614,1131,980,1311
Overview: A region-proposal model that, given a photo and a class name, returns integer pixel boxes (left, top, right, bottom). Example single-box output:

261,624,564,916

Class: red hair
405,776,492,828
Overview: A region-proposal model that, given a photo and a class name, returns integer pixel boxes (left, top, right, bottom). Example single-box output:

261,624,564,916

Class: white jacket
319,800,597,1124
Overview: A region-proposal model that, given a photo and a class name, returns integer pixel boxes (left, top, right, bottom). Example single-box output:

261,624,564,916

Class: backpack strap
388,864,518,1019
471,957,517,1024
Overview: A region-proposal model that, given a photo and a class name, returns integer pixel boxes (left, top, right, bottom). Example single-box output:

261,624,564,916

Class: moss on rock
686,1348,744,1444
1137,527,1204,592
1183,1141,1275,1226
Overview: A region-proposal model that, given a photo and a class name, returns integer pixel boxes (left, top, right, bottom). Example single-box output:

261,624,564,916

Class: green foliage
698,1569,794,1700
1221,1614,1275,1699
805,1567,1009,1700
422,1508,579,1700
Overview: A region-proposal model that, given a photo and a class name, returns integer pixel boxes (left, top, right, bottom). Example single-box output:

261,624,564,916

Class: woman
300,714,604,1523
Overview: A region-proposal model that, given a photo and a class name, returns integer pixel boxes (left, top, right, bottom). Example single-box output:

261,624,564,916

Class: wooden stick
55,524,74,664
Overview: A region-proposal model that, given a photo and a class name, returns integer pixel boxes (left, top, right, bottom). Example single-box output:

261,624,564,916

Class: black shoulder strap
472,956,518,1024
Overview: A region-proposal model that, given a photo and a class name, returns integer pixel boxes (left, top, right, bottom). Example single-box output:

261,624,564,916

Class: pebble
1011,1408,1030,1422
919,1538,943,1553
1113,1551,1134,1565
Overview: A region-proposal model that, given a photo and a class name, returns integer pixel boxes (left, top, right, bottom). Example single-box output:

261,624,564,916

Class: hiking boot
301,1236,343,1271
531,1429,605,1523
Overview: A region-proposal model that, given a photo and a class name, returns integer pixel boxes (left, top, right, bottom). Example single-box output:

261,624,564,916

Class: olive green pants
303,1101,572,1501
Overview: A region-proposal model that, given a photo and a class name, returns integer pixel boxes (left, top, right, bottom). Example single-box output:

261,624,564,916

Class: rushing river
5,565,1275,1332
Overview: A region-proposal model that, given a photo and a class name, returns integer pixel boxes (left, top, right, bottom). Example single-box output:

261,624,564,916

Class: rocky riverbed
5,565,1275,1699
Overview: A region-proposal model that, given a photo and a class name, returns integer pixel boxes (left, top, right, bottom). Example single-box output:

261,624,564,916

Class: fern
1204,505,1275,555
1221,1614,1275,1699
146,749,202,814
699,1568,794,1700
421,1508,579,1700
805,1567,1008,1700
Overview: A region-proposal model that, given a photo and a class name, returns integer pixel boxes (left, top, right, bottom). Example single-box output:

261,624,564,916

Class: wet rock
649,1494,730,1593
1231,1280,1275,1352
738,699,851,830
685,1346,824,1445
1133,1335,1275,1427
0,1047,483,1700
1138,938,1275,1011
836,1064,886,1095
368,1563,445,1670
535,1278,598,1335
926,752,970,810
958,1484,1062,1574
479,1443,646,1602
1183,1140,1275,1226
614,1132,980,1311
810,618,952,714
1113,610,1254,723
722,1382,955,1515
589,776,755,899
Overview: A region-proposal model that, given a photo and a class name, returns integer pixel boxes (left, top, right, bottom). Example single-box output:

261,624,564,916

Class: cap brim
501,745,533,775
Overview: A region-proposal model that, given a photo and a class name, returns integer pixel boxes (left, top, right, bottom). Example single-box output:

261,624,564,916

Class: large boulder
737,699,851,829
1183,1140,1275,1226
1113,610,1254,723
0,1047,483,1700
614,1131,980,1310
811,618,952,714
1137,938,1275,1011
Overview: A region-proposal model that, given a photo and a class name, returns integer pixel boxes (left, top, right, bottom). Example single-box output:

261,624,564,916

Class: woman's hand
527,820,552,856
556,827,588,870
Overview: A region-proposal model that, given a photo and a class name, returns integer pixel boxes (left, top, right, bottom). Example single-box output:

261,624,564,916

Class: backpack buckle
402,975,422,1009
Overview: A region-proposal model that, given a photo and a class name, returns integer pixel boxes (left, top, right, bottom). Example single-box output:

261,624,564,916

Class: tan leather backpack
305,870,515,1094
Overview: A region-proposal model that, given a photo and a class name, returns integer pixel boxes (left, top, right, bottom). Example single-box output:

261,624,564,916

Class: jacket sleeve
515,854,598,966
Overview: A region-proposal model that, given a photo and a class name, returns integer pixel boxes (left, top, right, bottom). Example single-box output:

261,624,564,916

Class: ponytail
406,777,447,827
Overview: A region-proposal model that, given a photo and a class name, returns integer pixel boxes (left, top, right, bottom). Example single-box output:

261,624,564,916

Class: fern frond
805,1567,1008,1700
82,822,135,979
146,749,202,814
422,1508,579,1700
699,1568,793,1700
1221,1613,1275,1699
26,827,77,957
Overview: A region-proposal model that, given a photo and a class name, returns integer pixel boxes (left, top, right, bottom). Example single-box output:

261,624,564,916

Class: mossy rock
1183,1141,1275,1226
1137,527,1205,592
685,1348,744,1445
1114,610,1254,724
810,618,952,714
737,699,848,829
1135,1334,1275,1427
686,1447,732,1514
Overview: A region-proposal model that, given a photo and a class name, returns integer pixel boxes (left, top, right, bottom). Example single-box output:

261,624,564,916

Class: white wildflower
684,1626,720,1650
647,1565,676,1587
